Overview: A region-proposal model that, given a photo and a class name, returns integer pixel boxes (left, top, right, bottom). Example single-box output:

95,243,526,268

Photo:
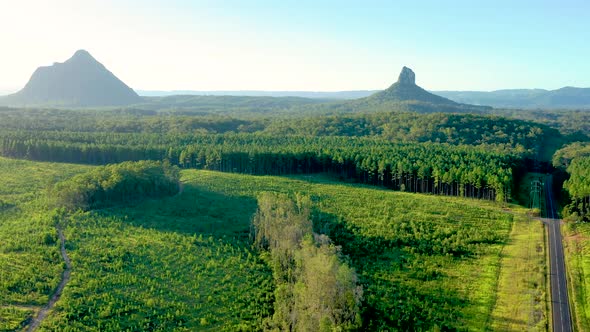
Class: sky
1,0,589,93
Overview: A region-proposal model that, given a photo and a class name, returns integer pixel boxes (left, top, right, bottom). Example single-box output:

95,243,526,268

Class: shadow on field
97,183,258,240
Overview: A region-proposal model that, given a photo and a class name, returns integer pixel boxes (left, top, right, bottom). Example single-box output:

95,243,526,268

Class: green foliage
0,159,88,303
187,170,521,330
263,112,554,153
252,193,362,331
0,211,63,306
0,155,548,331
38,209,273,331
51,160,179,210
0,131,517,202
0,156,90,206
253,193,312,277
494,108,590,139
563,157,590,222
293,239,363,331
0,306,35,331
563,222,590,331
553,142,590,169
0,158,89,328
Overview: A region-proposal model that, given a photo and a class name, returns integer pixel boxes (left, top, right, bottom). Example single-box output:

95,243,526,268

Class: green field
0,158,548,331
0,158,89,331
563,222,590,331
183,170,548,330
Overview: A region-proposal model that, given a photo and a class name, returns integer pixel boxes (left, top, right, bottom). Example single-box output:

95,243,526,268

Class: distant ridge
137,87,590,109
0,50,142,107
137,90,377,99
435,87,590,109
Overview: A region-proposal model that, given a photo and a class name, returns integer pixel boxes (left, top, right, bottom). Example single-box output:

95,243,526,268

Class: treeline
553,142,590,222
252,193,362,331
51,161,179,210
563,157,590,222
1,132,517,201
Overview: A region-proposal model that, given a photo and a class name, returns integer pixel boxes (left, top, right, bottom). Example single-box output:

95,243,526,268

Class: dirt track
26,225,71,331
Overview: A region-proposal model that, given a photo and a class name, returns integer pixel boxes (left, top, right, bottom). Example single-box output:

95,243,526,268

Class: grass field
563,222,590,332
0,157,89,331
183,170,548,331
0,158,549,331
37,194,274,331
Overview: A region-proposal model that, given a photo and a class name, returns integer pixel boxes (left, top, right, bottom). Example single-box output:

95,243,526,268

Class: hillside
368,66,457,104
0,50,142,107
329,67,493,114
436,87,590,109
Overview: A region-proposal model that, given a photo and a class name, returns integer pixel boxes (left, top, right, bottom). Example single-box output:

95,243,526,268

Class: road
545,175,572,332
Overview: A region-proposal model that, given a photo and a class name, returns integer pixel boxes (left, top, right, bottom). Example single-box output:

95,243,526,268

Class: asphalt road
545,175,572,332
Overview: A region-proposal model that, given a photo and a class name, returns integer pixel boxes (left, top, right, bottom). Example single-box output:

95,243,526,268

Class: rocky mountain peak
398,66,416,85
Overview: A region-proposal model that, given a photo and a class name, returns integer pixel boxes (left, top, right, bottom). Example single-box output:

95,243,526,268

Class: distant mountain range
138,89,377,99
2,50,589,110
139,86,590,110
0,50,141,107
434,88,590,109
140,67,489,114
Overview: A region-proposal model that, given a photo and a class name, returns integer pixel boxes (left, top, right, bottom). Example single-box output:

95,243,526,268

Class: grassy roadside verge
546,222,553,332
489,212,548,331
563,222,590,331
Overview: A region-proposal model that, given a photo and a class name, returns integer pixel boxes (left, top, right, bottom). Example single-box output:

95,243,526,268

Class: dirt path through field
26,224,71,331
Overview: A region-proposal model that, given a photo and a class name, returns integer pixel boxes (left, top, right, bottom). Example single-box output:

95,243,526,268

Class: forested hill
0,50,142,107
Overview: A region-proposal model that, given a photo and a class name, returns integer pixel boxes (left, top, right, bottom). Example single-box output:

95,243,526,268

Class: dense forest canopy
0,106,567,156
553,142,590,169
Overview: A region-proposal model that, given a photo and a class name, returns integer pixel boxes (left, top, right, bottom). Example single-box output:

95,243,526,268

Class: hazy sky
1,0,589,92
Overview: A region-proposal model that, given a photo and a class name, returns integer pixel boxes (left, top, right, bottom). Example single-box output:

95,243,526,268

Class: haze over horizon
1,0,589,93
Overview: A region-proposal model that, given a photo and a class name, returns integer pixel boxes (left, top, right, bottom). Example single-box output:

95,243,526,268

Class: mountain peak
363,66,463,108
68,49,97,63
398,66,416,85
1,50,141,107
73,49,91,57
